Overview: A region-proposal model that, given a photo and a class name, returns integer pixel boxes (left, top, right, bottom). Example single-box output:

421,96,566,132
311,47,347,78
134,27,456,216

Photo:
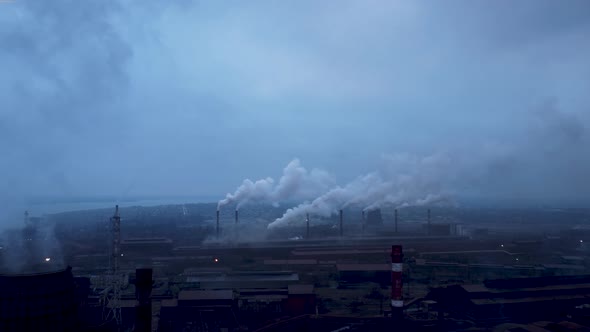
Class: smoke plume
217,159,335,210
268,153,455,229
269,99,589,229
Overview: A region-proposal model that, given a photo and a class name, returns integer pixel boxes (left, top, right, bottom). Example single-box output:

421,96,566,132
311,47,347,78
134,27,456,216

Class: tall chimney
235,210,239,241
391,245,403,318
362,210,366,234
306,213,310,239
339,209,344,237
394,209,398,233
216,210,220,239
427,209,431,236
135,268,153,332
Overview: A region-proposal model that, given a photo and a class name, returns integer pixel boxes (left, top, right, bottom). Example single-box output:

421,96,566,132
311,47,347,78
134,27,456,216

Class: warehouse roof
337,264,389,272
178,290,233,301
264,259,317,265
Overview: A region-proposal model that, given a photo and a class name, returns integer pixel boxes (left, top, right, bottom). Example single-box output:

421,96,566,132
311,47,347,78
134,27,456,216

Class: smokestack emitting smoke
306,213,310,239
339,209,343,237
362,210,365,233
217,159,334,210
268,153,454,229
216,210,220,239
427,209,431,235
395,209,398,233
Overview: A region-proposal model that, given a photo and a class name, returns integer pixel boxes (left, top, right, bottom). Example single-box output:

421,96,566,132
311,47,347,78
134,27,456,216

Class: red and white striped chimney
391,245,403,311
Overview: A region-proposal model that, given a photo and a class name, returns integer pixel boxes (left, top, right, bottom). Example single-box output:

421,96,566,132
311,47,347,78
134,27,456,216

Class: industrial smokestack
135,268,153,332
235,210,238,225
362,210,366,234
339,209,343,237
391,245,403,318
394,209,398,233
427,209,431,236
306,213,310,239
216,210,220,239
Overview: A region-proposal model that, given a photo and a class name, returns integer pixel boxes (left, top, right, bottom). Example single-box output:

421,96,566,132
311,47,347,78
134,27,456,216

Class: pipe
339,209,343,237
391,245,403,317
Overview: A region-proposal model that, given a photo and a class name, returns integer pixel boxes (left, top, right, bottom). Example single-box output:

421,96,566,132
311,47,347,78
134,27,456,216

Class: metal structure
391,245,404,318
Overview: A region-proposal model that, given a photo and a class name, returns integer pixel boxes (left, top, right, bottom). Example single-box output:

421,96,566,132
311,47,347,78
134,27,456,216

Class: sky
1,0,589,220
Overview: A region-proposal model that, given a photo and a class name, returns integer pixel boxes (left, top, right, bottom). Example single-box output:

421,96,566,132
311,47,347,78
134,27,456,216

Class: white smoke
217,159,335,210
268,153,455,229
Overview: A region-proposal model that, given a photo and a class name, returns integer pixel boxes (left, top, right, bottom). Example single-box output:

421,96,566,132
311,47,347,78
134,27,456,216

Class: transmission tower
104,205,123,328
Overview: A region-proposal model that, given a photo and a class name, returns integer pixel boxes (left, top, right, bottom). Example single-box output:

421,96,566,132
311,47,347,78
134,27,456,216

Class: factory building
337,264,391,287
0,267,78,332
422,223,463,236
159,290,238,332
120,237,173,255
429,275,590,325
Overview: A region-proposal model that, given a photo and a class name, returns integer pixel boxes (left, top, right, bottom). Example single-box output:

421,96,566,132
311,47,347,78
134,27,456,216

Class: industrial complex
2,204,590,331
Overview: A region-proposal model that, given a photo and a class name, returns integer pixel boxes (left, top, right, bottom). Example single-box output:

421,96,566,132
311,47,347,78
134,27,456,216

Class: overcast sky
1,0,589,216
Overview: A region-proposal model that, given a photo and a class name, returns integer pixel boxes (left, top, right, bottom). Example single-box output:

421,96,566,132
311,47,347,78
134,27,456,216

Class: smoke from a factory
267,101,589,229
268,153,455,229
217,159,335,210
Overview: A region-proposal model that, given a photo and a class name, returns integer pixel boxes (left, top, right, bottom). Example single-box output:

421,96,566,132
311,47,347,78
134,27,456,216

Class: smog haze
1,0,590,223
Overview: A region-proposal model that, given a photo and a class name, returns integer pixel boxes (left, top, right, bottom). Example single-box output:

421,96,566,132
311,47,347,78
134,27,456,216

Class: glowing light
121,253,124,257
580,240,584,243
214,258,219,263
500,244,504,248
45,257,51,262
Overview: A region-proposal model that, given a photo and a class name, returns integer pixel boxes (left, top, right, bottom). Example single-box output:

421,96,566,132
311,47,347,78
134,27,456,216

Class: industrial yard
2,203,590,331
